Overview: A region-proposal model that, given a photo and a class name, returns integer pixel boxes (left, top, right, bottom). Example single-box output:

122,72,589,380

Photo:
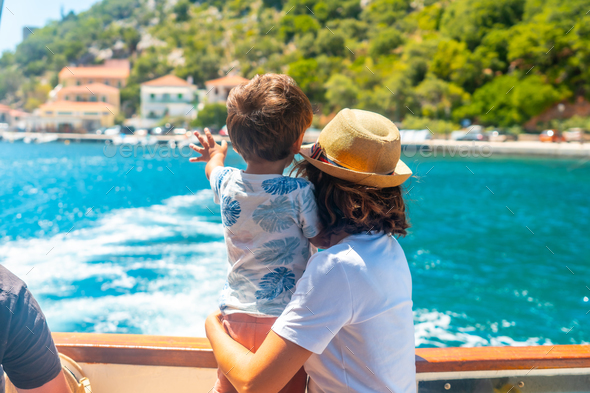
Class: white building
140,75,197,127
204,75,249,104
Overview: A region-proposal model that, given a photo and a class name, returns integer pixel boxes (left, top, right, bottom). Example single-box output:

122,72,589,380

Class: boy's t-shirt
210,166,322,317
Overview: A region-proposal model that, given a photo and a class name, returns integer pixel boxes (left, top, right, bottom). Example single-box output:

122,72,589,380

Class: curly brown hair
294,160,410,238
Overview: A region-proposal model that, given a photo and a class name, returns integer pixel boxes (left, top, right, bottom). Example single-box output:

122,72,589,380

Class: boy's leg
249,316,307,393
212,314,260,393
212,313,307,393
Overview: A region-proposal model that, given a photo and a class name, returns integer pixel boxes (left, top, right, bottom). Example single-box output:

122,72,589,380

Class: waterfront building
56,83,121,107
37,102,116,132
139,74,197,128
58,59,130,88
38,59,129,132
0,104,32,130
204,75,249,104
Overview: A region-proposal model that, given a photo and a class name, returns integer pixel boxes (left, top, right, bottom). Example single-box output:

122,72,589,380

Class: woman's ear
292,133,306,154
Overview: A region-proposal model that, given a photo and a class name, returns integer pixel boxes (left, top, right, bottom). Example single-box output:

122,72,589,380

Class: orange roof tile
205,75,250,87
10,109,30,117
59,83,120,94
40,101,116,112
141,74,193,87
0,104,12,113
58,66,130,80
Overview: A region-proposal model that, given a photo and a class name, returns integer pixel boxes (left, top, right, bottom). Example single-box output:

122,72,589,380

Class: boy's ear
292,133,306,154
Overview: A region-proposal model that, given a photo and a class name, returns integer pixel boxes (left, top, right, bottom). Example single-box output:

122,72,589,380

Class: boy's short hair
226,74,313,162
295,160,410,237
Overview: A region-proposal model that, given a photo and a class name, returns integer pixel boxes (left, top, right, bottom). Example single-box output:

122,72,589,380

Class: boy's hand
189,128,228,163
189,128,228,180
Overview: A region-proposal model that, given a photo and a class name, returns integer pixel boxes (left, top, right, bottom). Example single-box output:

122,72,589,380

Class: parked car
563,128,584,142
219,125,228,136
173,127,188,136
121,125,136,134
457,131,489,141
104,126,121,136
399,129,432,143
150,127,163,135
539,129,563,143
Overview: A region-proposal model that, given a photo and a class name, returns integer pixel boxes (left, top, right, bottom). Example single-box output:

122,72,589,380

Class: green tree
402,115,459,134
369,28,404,58
193,103,228,128
325,74,359,110
455,75,565,126
440,0,525,50
362,0,412,25
288,58,325,103
174,0,191,21
415,76,469,119
316,29,346,57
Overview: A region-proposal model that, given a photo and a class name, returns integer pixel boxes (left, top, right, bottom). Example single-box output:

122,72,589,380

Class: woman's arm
205,311,312,393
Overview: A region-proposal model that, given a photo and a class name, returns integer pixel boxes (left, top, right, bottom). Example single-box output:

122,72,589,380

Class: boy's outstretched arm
189,128,228,179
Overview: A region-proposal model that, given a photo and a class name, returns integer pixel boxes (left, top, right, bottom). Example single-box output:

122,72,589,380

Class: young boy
189,74,321,393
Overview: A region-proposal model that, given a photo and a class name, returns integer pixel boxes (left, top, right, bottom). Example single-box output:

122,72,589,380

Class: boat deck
53,333,590,393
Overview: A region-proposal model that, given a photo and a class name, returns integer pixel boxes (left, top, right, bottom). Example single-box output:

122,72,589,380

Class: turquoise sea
1,141,589,347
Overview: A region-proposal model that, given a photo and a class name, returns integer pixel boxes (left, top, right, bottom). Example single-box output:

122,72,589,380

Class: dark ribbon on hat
309,142,396,176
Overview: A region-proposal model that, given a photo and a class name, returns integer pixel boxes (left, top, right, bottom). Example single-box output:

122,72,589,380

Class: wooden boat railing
53,333,590,373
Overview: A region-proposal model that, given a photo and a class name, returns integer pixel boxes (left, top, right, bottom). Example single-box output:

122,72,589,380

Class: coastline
2,131,589,158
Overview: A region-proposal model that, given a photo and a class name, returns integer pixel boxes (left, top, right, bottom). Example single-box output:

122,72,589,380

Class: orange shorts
212,313,307,393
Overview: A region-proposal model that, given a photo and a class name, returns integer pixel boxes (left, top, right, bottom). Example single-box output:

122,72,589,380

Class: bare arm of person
205,311,312,393
189,128,228,179
16,370,71,393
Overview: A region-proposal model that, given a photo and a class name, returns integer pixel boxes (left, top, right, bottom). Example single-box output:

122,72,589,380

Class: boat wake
0,190,558,344
0,190,227,336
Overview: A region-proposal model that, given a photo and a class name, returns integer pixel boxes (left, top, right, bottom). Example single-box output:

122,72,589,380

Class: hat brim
299,144,412,188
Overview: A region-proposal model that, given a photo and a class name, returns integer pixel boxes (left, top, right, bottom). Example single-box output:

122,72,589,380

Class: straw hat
300,109,412,188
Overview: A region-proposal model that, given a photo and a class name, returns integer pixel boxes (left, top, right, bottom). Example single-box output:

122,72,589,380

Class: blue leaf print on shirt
254,237,300,265
299,186,316,214
255,267,296,300
262,177,309,195
227,267,257,301
237,178,255,193
215,168,233,195
252,196,295,232
221,196,241,226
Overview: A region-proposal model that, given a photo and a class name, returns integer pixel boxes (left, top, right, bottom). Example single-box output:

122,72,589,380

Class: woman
206,109,416,393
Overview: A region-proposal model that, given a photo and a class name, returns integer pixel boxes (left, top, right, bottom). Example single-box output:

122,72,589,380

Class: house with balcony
58,59,130,88
204,75,249,104
38,59,129,132
56,83,121,107
140,74,197,127
37,102,117,132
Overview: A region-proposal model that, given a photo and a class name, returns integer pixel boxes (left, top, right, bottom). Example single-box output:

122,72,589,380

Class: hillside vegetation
1,0,589,130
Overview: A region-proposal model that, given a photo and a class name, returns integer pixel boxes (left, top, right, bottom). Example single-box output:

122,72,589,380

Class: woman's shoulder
312,233,408,276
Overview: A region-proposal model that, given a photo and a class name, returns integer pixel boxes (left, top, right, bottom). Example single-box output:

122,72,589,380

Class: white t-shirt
210,166,321,317
273,233,416,393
